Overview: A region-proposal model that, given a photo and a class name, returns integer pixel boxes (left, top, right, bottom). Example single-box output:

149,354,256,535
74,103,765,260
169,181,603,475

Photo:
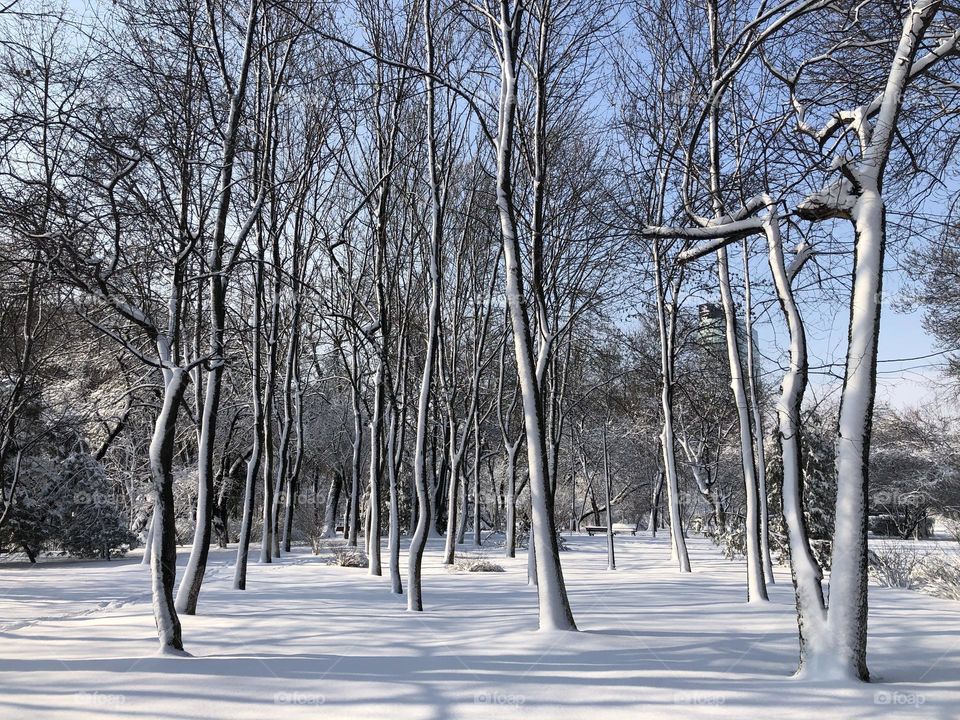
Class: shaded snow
1,535,958,719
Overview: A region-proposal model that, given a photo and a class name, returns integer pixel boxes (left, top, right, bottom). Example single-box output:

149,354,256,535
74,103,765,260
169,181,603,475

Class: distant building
697,302,759,374
698,303,725,349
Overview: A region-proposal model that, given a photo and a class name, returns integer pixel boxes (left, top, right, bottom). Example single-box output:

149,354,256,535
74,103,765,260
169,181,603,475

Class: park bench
584,526,637,536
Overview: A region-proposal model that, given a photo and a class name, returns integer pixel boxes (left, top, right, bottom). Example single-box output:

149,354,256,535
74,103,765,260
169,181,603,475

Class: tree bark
742,238,775,585
176,0,260,613
149,368,189,653
322,472,342,538
494,0,576,631
765,211,827,676
602,423,615,571
408,0,442,611
653,244,690,572
716,245,767,601
233,246,266,590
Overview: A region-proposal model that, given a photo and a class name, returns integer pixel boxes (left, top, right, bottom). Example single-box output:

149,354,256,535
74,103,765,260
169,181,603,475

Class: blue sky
752,246,956,414
811,271,952,411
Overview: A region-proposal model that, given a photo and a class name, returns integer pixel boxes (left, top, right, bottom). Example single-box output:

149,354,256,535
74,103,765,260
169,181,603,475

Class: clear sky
801,179,959,413
814,273,954,411
752,234,957,414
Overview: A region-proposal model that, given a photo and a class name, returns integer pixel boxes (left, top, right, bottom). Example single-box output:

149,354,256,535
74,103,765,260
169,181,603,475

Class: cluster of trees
1,0,958,683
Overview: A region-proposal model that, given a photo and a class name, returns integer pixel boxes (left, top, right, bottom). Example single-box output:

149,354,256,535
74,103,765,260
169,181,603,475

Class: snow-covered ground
1,534,958,719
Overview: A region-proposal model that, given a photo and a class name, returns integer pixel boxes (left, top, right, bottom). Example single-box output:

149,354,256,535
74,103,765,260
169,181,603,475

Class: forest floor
1,533,958,719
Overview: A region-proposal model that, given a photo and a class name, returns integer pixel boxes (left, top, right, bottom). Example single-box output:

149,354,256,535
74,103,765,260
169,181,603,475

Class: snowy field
1,534,958,720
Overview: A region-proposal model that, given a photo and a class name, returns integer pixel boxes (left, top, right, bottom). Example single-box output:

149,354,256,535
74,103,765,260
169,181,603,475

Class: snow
1,535,958,719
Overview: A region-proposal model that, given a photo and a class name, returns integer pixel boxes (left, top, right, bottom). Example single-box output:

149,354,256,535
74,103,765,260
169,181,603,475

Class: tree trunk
368,364,385,576
742,237,775,585
149,368,188,654
387,408,403,593
504,443,518,558
494,0,575,631
443,442,460,565
259,371,275,559
409,0,441,612
280,307,303,554
176,347,221,615
527,520,537,587
348,359,362,547
602,424,615,571
443,431,464,564
716,246,767,602
648,470,663,537
765,211,828,676
789,0,940,676
321,472,342,538
822,187,885,680
456,472,468,545
234,252,266,590
472,414,482,546
142,508,155,566
653,246,690,572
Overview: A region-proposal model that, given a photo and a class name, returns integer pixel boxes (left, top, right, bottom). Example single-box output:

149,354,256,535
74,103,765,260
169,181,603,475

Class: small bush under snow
328,546,368,568
913,555,960,601
868,542,927,589
868,542,960,600
452,551,504,573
